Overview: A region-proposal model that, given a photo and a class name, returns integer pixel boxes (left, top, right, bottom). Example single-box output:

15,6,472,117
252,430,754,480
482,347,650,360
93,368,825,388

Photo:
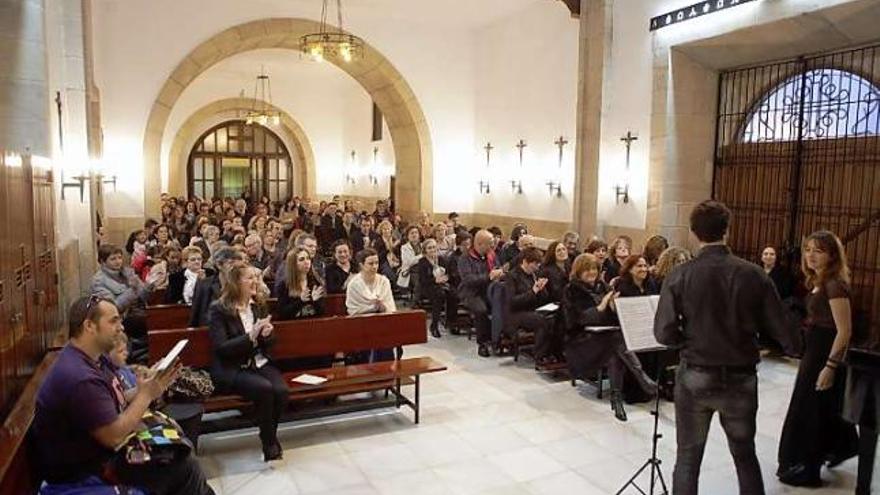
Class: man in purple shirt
32,295,214,495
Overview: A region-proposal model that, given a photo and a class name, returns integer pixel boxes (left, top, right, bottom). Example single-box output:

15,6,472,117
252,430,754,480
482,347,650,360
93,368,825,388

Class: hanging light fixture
244,66,281,127
300,0,364,63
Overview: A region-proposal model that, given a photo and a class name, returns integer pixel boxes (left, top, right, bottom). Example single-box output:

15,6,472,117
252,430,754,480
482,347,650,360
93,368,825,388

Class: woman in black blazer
207,263,288,462
613,254,660,297
414,238,456,338
325,240,359,294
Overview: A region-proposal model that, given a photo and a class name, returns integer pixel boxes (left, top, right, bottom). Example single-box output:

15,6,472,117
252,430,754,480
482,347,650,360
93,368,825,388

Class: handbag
121,410,192,465
166,367,215,400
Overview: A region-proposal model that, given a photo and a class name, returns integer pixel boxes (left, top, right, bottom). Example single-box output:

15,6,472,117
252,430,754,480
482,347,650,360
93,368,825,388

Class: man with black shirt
654,200,795,495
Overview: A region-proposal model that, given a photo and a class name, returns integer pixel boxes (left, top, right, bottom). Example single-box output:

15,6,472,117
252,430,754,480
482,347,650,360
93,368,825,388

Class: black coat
351,230,378,255
206,300,274,386
507,266,551,312
189,274,221,327
562,280,616,332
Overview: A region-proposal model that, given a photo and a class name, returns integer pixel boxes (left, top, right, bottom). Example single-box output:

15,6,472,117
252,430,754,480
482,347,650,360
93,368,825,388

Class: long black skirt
778,325,859,472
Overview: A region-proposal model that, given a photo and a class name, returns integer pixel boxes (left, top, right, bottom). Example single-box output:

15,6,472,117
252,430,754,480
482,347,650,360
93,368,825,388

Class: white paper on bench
536,302,559,312
291,374,328,385
584,326,619,332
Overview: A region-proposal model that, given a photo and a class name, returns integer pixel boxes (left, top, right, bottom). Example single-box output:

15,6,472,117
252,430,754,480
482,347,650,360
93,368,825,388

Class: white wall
473,2,579,222
338,82,394,205
92,0,482,217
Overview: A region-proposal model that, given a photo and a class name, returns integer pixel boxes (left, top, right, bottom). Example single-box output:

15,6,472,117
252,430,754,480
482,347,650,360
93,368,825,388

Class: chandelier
244,67,281,126
300,0,364,63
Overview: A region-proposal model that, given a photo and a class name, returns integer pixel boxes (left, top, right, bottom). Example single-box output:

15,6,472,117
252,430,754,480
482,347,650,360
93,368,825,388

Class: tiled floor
199,333,865,494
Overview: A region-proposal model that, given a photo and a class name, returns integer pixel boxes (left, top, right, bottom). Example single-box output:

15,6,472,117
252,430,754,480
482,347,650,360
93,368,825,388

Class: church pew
0,351,58,495
144,293,347,330
147,309,446,424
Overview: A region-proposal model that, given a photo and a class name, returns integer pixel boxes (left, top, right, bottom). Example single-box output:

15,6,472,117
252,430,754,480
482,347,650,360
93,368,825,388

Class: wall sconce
369,147,380,185
59,157,117,202
510,139,526,194
545,135,567,197
478,142,492,194
61,171,89,202
345,150,357,184
615,131,638,205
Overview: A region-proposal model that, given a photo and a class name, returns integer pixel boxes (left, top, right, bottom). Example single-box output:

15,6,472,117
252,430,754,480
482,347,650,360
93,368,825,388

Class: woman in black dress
562,253,657,421
207,263,287,461
777,231,859,486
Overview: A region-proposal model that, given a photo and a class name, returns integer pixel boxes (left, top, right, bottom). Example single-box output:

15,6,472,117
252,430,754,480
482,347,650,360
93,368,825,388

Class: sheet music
615,295,665,352
536,302,559,313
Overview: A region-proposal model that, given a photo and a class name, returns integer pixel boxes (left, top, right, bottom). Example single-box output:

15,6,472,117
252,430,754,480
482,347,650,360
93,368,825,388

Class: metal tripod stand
616,358,668,495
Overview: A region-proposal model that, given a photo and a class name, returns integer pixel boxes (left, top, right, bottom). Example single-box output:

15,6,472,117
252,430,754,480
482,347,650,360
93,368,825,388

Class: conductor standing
654,200,796,495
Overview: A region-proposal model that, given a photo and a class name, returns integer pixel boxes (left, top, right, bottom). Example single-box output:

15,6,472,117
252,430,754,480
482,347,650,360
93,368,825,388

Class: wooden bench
0,351,58,495
148,310,446,424
145,293,347,331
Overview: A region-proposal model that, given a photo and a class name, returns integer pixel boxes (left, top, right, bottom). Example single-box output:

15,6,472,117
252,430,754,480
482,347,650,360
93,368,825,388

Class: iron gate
713,43,880,342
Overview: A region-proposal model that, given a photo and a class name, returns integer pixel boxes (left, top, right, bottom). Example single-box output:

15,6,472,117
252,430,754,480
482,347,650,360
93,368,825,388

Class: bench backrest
145,293,347,330
148,309,427,368
0,351,58,495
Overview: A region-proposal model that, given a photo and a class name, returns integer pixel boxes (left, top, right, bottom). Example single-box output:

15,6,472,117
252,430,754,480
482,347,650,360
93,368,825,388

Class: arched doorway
713,44,880,340
143,18,432,219
188,120,292,201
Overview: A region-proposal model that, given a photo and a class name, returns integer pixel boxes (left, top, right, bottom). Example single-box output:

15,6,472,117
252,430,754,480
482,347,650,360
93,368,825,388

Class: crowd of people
29,192,864,494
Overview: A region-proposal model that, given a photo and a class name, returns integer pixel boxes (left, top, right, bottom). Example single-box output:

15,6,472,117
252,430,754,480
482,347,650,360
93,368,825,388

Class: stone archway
143,18,432,217
166,97,316,199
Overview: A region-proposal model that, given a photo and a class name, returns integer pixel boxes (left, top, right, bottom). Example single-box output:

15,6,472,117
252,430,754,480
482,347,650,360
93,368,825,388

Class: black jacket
538,262,570,303
457,249,499,301
498,243,520,268
654,244,796,366
766,265,795,300
207,300,274,386
414,256,451,299
614,276,659,298
351,230,378,255
562,280,616,332
189,274,221,327
276,273,325,320
325,261,358,294
507,266,551,312
164,269,185,304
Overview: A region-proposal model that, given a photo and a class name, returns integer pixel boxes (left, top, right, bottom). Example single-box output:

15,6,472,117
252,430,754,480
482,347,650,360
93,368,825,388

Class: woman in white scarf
346,248,396,316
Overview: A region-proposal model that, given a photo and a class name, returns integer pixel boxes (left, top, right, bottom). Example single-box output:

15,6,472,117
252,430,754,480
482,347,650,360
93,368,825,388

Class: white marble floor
198,333,862,494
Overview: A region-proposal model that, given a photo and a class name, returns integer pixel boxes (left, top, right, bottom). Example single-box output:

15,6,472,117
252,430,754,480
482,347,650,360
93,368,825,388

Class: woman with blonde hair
654,246,693,288
207,262,287,462
777,230,859,486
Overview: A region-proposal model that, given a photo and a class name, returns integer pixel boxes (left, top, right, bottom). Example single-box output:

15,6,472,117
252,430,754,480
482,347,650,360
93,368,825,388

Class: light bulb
310,45,324,62
272,115,281,126
258,115,268,126
245,116,254,125
340,43,352,62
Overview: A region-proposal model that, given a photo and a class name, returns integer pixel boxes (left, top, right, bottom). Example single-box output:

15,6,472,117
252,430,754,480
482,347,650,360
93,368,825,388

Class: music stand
615,349,668,495
612,295,669,495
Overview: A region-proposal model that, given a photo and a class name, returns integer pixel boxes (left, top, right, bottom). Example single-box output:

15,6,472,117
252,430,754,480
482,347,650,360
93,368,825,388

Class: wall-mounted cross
516,139,527,166
555,136,569,166
620,131,638,169
484,142,494,167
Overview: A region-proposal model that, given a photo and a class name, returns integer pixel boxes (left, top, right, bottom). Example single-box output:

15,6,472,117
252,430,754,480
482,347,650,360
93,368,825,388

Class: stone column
572,0,611,238
0,0,50,156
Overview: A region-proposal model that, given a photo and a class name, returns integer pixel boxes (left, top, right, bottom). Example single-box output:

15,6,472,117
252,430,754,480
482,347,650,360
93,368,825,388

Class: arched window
188,121,292,201
743,68,880,142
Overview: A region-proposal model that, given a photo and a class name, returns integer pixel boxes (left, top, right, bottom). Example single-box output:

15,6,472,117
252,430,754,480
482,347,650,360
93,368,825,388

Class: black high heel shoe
263,439,283,462
429,325,441,338
611,391,627,422
777,464,822,487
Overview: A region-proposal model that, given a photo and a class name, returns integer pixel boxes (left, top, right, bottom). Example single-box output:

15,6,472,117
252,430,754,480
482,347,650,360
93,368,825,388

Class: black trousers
778,325,858,475
508,311,550,358
463,296,491,345
427,287,457,331
111,453,214,495
673,363,763,495
227,365,289,448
